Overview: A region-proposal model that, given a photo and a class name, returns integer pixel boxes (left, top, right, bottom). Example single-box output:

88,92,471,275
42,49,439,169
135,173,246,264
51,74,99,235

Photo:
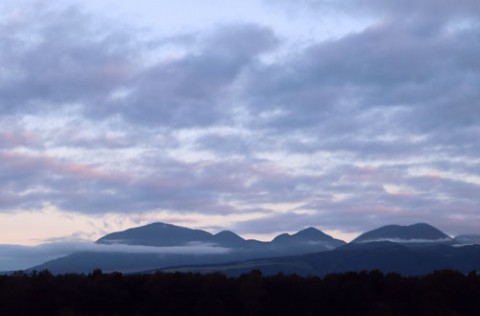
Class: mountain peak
272,233,291,243
215,230,240,237
271,228,345,248
213,230,245,245
293,227,334,241
96,222,213,246
352,223,452,244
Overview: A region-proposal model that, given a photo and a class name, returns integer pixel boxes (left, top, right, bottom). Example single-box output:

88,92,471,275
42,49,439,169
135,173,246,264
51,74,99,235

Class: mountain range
351,223,455,245
28,222,480,276
30,222,345,274
165,242,480,277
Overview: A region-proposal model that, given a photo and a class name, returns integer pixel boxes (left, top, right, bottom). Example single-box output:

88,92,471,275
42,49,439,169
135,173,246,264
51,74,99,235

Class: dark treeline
1,269,480,315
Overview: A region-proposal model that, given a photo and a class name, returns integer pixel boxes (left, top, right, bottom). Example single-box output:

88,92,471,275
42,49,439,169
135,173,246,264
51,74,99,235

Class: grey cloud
1,4,281,130
244,19,480,130
113,24,278,128
0,4,135,116
284,0,480,21
204,23,279,59
355,0,480,22
0,152,301,215
195,133,254,156
0,130,38,149
232,1,480,182
233,161,480,236
2,148,480,238
1,0,480,240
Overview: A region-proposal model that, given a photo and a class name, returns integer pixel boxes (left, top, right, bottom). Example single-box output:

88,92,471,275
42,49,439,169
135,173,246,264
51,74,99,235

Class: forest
1,269,479,315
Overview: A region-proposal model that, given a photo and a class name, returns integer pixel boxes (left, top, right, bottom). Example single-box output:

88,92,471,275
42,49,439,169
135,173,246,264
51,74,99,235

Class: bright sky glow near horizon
1,0,480,263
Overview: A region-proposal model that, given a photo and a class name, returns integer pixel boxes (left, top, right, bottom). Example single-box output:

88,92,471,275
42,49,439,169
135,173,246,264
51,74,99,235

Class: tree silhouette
0,269,479,315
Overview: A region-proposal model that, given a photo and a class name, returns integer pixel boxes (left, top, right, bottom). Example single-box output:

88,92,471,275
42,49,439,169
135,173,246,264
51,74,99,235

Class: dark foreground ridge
1,269,480,315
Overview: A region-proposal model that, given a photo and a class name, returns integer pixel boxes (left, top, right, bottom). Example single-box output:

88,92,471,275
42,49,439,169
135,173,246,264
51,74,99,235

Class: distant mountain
32,222,475,276
96,222,343,250
273,227,338,242
29,252,236,275
96,222,213,246
454,235,480,245
271,227,345,251
159,242,480,277
352,223,454,245
293,227,337,241
30,222,345,274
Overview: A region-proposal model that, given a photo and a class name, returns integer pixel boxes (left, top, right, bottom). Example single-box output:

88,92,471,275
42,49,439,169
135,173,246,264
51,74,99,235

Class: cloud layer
0,241,229,271
0,0,479,244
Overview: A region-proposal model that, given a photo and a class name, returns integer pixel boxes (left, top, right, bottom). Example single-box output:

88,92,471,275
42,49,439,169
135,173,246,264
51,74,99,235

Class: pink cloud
0,131,38,148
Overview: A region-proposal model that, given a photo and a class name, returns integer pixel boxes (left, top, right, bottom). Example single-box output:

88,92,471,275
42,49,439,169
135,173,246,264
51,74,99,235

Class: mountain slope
159,242,480,277
29,222,480,276
96,222,213,246
454,235,480,245
212,230,245,246
352,223,453,244
95,222,344,250
31,223,345,274
271,227,345,252
29,252,235,274
293,227,337,241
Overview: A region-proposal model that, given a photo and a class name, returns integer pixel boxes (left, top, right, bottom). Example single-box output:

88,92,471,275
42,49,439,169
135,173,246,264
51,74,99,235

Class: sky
1,0,480,267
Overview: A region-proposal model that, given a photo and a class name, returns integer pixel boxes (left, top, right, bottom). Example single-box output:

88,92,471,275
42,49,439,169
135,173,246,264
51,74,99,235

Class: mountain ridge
31,222,346,274
96,221,345,249
157,242,480,277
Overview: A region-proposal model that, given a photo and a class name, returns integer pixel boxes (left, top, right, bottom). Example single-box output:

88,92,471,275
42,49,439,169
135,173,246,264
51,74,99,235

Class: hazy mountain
29,252,236,275
351,223,454,245
211,230,246,246
293,227,337,241
96,222,213,246
30,222,345,274
270,227,345,252
454,235,480,245
273,227,338,242
30,222,476,276
96,222,343,250
154,224,478,277
159,242,480,277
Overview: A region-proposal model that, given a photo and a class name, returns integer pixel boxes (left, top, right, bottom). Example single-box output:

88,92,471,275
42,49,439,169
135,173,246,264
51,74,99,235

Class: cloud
280,0,480,21
111,24,278,128
1,0,480,242
0,4,135,117
0,4,280,129
243,17,480,133
0,130,38,149
1,151,309,215
0,240,230,271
